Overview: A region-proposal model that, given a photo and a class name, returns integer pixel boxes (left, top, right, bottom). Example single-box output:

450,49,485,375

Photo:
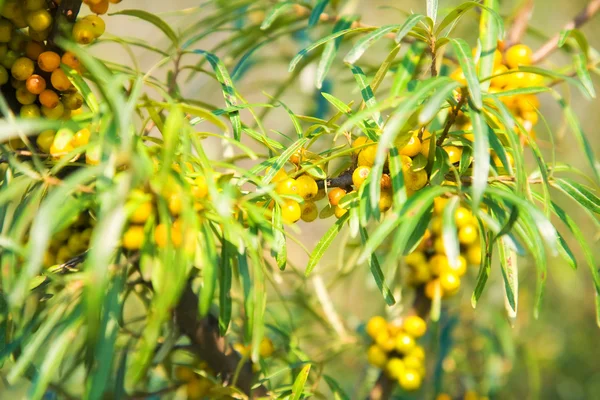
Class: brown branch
437,93,466,146
532,0,600,63
316,169,354,190
49,0,83,49
506,0,535,48
174,284,267,398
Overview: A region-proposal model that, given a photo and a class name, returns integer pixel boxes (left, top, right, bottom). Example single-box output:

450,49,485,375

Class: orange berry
328,187,346,206
51,68,72,91
39,89,60,108
25,41,45,61
38,51,61,72
61,51,82,71
25,74,46,94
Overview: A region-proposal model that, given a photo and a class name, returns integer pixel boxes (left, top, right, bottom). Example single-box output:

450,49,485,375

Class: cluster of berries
174,364,215,400
404,198,481,299
365,315,428,392
122,169,209,252
43,211,94,267
452,43,541,142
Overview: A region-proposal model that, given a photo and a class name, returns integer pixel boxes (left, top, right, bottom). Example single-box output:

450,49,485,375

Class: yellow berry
296,174,318,200
259,337,274,358
72,20,96,44
174,366,196,382
366,316,387,338
458,224,478,245
71,128,91,147
20,104,41,118
395,332,416,354
281,199,301,224
123,226,144,250
352,136,369,154
404,169,428,191
300,201,318,222
379,191,393,212
82,15,106,37
352,166,370,189
276,177,299,196
440,272,461,295
399,134,422,157
36,130,55,153
375,330,396,352
405,251,426,267
454,207,474,228
444,146,463,164
334,205,347,219
505,44,532,69
467,245,482,265
11,57,34,81
403,316,427,338
27,9,53,32
367,345,387,368
51,68,72,91
398,369,422,391
192,176,209,199
425,279,442,299
385,358,405,379
357,145,377,167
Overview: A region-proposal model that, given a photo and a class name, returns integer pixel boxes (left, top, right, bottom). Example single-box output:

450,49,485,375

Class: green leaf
391,41,427,97
199,222,218,316
427,0,438,23
558,28,590,59
442,197,461,269
261,1,295,30
483,86,550,97
291,364,312,400
110,9,179,45
289,27,375,72
451,38,482,109
263,138,309,184
389,147,408,210
519,66,591,99
324,375,351,400
317,18,355,89
396,14,426,43
359,227,396,305
468,104,490,209
419,80,461,124
301,162,327,180
574,53,596,98
271,204,287,270
552,178,600,214
370,44,402,94
436,1,504,38
478,0,500,91
305,212,350,276
348,64,383,127
219,234,233,335
471,229,492,308
344,24,399,64
498,236,518,317
309,0,330,27
192,50,242,141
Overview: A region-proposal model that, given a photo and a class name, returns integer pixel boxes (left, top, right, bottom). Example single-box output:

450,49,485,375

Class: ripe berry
16,87,36,105
380,174,392,190
403,316,427,338
399,134,422,157
404,169,428,191
467,245,482,265
490,64,509,88
63,92,84,110
89,0,110,14
38,51,61,72
352,136,369,154
334,205,347,219
357,145,377,167
505,44,532,69
259,337,274,358
11,57,35,80
281,199,301,224
20,104,41,118
379,191,393,212
186,378,211,400
395,332,416,354
454,207,474,228
300,201,318,222
71,128,91,147
444,146,462,164
404,251,426,267
39,89,60,108
385,358,405,379
86,145,101,165
267,167,288,183
458,224,478,245
409,263,432,284
275,177,299,196
25,74,46,94
366,345,387,368
450,68,466,85
352,166,370,188
375,330,396,352
366,316,387,338
168,192,183,215
83,15,106,37
440,272,460,295
296,174,318,199
42,101,65,119
72,20,96,44
123,226,145,250
51,68,72,91
327,187,346,206
191,176,209,199
425,279,441,299
36,130,56,153
62,51,82,71
27,9,53,32
0,20,13,43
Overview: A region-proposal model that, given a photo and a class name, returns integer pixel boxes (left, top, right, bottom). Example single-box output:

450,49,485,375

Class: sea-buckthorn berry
429,254,448,275
444,145,463,164
27,9,53,32
399,369,422,391
403,355,425,377
300,201,318,222
454,207,474,228
130,201,153,224
186,378,212,400
275,177,299,196
405,251,426,267
375,330,396,352
123,225,145,250
63,92,84,110
71,128,91,147
42,101,65,119
39,89,59,108
174,366,196,382
440,272,461,296
458,224,478,245
192,176,209,199
522,110,539,125
168,192,183,215
399,134,422,157
50,128,75,157
29,28,51,42
404,169,428,191
395,332,416,354
352,136,369,154
259,337,274,358
385,358,405,379
516,94,540,112
281,199,301,224
352,166,370,189
83,15,106,37
490,64,509,88
2,50,18,69
403,316,427,338
357,145,377,167
20,104,41,118
72,20,96,44
467,245,482,265
505,44,532,69
296,174,318,199
443,255,468,277
379,174,392,191
36,130,55,153
450,68,466,85
11,57,35,81
266,167,287,183
409,346,425,361
425,279,441,299
51,68,72,91
25,74,46,94
89,0,110,14
38,51,61,72
61,51,82,71
16,87,36,105
334,205,347,219
379,191,393,212
327,187,346,206
366,316,387,338
25,0,47,11
0,20,13,43
366,345,387,368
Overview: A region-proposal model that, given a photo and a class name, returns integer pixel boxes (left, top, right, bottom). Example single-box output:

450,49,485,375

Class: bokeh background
3,0,600,398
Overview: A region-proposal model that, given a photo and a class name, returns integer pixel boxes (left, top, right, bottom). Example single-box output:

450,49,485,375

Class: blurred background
4,0,600,398
92,0,600,399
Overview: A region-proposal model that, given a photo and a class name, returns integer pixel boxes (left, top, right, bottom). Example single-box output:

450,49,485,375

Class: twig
316,169,354,190
506,0,535,48
532,0,600,63
437,94,466,146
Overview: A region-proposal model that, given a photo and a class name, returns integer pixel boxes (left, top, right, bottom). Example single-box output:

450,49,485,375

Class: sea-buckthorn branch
437,93,467,146
505,0,535,48
532,0,600,63
49,0,83,48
